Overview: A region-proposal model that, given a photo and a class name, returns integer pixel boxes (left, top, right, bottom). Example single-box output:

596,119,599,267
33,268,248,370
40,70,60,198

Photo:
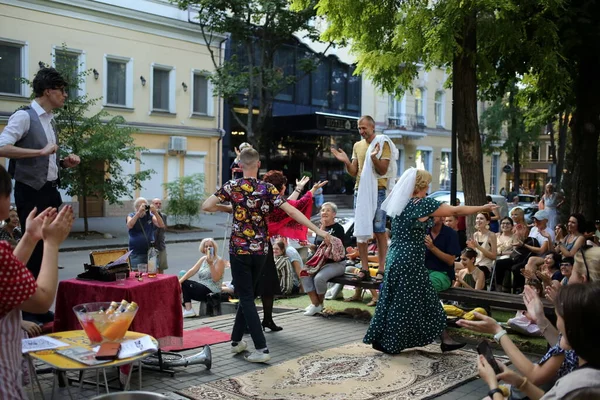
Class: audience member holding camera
126,197,165,269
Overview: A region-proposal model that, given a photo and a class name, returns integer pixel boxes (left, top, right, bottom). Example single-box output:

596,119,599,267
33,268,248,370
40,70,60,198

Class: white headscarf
381,168,417,218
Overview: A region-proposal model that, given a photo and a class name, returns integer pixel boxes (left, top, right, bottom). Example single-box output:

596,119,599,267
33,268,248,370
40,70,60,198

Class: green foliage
27,45,152,232
170,0,322,145
163,174,208,227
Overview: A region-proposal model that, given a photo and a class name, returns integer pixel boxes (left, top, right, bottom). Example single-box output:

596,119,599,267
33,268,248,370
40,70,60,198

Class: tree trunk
454,10,486,237
509,89,520,197
82,194,89,234
556,108,569,188
570,55,600,217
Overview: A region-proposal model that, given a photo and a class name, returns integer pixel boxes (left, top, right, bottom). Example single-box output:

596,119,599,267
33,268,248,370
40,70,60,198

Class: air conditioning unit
168,136,187,154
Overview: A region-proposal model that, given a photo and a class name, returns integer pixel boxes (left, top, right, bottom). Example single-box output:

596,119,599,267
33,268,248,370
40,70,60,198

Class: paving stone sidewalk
31,307,494,399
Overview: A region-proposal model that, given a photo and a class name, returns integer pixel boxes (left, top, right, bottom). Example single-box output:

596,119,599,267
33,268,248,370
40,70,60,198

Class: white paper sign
117,335,157,359
22,336,69,353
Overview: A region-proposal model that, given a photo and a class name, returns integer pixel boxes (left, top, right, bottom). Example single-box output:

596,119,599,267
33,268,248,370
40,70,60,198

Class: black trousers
14,181,62,279
181,280,213,303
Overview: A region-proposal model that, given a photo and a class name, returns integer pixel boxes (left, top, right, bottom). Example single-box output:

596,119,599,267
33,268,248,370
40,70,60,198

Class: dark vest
8,107,59,190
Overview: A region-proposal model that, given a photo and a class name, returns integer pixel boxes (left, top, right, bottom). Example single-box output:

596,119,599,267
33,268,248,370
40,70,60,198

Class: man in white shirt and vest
0,67,80,280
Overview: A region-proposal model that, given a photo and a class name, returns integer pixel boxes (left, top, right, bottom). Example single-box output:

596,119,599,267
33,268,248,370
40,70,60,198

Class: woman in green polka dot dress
364,168,498,354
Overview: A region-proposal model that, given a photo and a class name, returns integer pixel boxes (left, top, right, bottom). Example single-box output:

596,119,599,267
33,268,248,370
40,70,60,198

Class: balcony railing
387,113,426,132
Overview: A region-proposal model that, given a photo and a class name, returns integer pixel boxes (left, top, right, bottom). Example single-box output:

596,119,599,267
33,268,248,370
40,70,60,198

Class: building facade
0,0,223,216
363,67,509,194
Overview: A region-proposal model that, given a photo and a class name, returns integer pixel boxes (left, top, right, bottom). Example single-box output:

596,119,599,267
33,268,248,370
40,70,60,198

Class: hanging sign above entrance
316,112,358,132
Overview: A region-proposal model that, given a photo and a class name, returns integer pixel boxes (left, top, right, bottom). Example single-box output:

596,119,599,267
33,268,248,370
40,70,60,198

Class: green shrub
164,174,207,227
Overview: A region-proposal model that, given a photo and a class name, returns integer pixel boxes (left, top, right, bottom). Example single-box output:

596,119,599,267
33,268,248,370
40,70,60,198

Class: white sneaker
182,308,196,318
303,304,323,316
304,304,313,311
231,340,248,354
245,350,271,363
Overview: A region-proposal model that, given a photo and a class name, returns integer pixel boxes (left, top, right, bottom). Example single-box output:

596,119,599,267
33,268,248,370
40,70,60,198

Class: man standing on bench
425,216,465,350
202,148,330,363
331,115,397,284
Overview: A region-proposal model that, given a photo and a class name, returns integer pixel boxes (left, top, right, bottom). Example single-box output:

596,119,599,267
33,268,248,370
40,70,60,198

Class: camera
144,205,150,211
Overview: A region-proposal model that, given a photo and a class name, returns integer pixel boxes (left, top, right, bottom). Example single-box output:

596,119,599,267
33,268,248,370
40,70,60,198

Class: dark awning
272,112,359,136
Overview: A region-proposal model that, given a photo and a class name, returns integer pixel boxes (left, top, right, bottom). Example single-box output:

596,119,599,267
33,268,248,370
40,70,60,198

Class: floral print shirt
215,177,285,255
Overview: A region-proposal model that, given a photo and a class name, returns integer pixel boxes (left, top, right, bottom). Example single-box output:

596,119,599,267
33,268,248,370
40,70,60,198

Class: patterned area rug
179,343,480,400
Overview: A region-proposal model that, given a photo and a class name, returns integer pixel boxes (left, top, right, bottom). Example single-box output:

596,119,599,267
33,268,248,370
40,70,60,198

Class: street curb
59,236,229,253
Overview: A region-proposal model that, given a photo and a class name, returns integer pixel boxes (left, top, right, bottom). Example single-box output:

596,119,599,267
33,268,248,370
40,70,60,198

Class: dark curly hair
262,170,287,191
32,67,68,97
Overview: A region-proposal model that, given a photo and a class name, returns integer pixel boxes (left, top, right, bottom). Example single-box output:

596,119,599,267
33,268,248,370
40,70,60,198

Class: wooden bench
328,274,381,290
438,287,555,314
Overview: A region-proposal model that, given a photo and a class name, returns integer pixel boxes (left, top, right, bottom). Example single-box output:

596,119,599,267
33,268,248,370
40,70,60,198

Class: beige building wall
362,67,509,195
0,0,224,216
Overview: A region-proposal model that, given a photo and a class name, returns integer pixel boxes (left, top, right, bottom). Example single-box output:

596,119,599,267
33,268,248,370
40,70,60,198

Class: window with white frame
416,148,432,172
434,91,444,127
0,39,28,96
530,145,540,161
490,154,500,194
192,72,213,116
152,64,175,113
388,94,406,126
545,142,554,162
105,56,132,108
439,150,451,190
54,47,84,99
414,88,424,117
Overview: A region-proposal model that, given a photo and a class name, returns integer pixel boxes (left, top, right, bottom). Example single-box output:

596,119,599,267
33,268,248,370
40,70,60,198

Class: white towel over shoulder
354,135,398,243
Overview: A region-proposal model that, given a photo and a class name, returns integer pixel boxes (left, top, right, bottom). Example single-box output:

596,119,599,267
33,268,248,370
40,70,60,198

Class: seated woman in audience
302,202,346,316
273,240,299,295
473,283,600,400
454,248,486,290
464,212,497,282
556,256,573,287
511,207,530,240
554,214,586,258
523,253,562,293
0,207,22,248
179,238,225,318
495,217,518,292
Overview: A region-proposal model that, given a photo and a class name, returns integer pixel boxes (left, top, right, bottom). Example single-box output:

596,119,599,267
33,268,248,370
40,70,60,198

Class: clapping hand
523,285,544,324
370,143,381,158
25,207,57,242
424,235,434,250
331,147,350,164
62,154,80,168
42,205,74,246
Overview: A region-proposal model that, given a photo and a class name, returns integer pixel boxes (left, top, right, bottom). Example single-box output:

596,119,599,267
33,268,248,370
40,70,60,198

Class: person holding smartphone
126,197,164,270
179,238,226,318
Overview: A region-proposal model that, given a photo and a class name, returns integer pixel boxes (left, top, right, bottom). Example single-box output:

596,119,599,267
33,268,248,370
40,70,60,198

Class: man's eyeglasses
500,222,512,225
52,87,67,94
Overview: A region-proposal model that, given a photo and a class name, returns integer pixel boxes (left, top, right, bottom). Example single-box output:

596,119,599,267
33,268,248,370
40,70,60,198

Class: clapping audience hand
521,268,536,280
42,205,74,246
25,207,56,242
523,285,544,324
536,270,552,286
544,285,557,302
424,235,434,250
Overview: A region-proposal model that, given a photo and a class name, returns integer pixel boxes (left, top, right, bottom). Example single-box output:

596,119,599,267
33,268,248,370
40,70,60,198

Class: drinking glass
115,272,126,285
137,263,147,281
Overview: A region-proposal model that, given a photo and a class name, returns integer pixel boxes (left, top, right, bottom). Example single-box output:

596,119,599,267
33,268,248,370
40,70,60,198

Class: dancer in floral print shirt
203,148,330,363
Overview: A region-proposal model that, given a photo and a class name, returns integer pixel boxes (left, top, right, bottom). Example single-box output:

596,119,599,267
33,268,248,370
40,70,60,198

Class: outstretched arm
431,203,497,217
279,202,330,242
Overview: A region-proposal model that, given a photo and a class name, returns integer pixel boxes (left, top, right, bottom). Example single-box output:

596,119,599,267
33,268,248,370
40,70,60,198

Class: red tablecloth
53,274,183,347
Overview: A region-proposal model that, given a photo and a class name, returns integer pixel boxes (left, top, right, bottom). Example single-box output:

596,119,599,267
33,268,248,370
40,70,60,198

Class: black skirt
256,242,282,296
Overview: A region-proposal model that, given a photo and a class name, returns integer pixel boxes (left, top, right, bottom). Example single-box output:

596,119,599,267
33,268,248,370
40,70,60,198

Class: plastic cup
115,272,126,285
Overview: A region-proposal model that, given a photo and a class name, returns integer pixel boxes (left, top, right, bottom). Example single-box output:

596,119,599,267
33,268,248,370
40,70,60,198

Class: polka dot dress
363,197,447,354
0,241,37,318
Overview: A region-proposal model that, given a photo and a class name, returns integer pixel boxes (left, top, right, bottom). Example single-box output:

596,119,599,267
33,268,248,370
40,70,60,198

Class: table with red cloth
53,274,183,348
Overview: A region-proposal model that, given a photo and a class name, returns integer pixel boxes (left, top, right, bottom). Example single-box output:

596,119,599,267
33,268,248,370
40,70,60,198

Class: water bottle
147,241,158,278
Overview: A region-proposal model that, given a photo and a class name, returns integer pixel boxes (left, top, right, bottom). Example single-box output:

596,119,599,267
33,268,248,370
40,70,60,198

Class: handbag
510,237,539,263
305,236,345,275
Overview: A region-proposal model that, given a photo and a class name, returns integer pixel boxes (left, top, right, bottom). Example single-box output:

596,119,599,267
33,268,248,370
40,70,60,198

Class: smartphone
477,340,502,374
207,247,214,257
96,342,121,360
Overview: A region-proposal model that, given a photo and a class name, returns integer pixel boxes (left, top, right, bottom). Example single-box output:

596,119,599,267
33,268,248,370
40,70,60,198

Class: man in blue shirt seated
425,216,461,292
425,216,465,351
